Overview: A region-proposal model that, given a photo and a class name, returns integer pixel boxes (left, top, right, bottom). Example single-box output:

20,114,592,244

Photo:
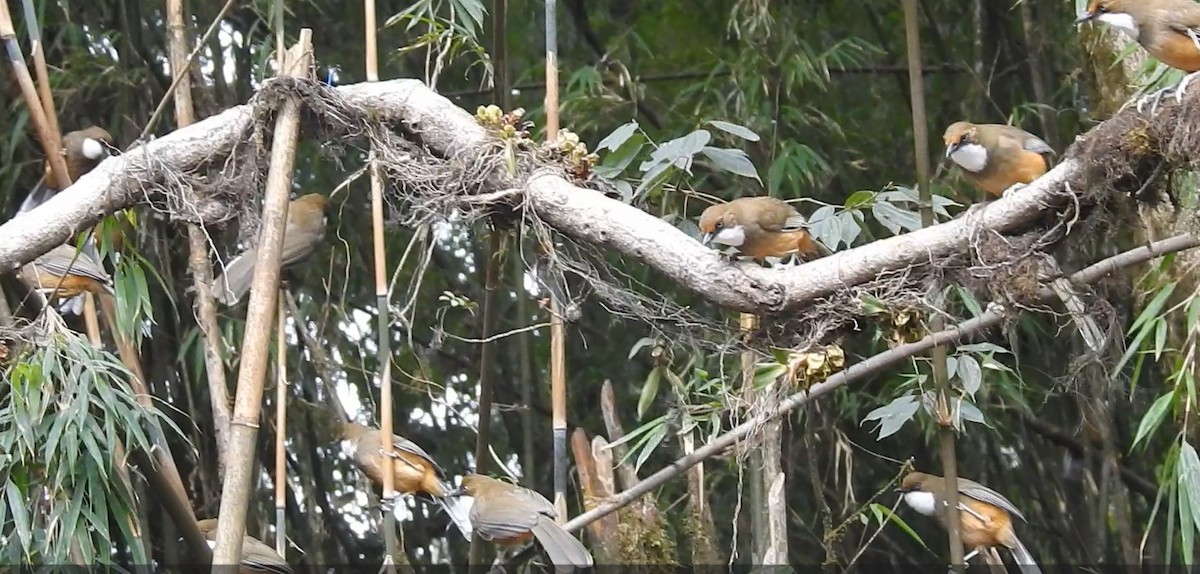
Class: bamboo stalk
19,0,60,165
900,1,964,571
168,0,233,469
209,30,313,572
275,297,288,555
273,0,288,558
543,0,568,527
363,0,399,566
469,2,509,566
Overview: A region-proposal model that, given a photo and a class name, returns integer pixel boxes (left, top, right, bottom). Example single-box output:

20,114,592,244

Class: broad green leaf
957,342,1010,354
843,190,876,210
708,120,761,141
956,355,983,397
701,147,761,182
862,394,921,440
597,121,640,152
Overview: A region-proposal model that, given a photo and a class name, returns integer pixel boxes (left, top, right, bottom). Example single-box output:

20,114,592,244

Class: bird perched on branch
898,471,1041,574
448,473,593,571
1076,0,1200,113
697,196,829,263
18,243,114,300
196,518,293,574
10,126,117,216
340,421,473,538
942,121,1053,199
214,193,328,305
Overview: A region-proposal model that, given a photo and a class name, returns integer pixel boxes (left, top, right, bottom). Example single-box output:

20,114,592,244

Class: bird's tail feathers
1008,536,1042,574
531,520,594,570
436,493,474,540
214,252,256,304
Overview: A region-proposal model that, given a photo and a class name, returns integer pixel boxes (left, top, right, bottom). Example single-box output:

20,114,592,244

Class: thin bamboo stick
900,1,964,571
543,0,568,527
363,0,399,567
275,298,288,555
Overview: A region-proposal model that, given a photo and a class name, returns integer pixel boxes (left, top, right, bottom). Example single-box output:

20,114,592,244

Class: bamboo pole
543,0,569,527
210,29,313,572
363,0,400,566
274,298,288,555
19,0,59,142
900,1,964,571
169,0,233,471
272,0,288,558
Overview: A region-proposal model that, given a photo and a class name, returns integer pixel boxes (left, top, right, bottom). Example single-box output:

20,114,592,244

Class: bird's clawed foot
1000,182,1028,198
1135,71,1200,115
379,493,401,515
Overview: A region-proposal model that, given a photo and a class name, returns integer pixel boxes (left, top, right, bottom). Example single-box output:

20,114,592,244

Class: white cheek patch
949,143,989,173
711,226,746,247
1097,12,1139,39
81,138,107,160
903,491,937,516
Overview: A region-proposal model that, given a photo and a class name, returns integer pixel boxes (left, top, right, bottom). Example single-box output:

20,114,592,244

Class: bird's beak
944,141,962,159
1074,11,1096,25
701,232,714,245
446,486,465,497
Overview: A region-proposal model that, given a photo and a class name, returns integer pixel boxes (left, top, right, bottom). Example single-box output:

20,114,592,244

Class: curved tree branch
0,77,1155,315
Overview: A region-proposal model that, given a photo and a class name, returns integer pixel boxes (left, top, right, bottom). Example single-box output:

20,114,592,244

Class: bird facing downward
214,193,329,305
898,471,1041,574
1076,0,1200,112
450,474,594,571
340,421,473,538
195,518,293,574
942,121,1053,199
697,196,827,262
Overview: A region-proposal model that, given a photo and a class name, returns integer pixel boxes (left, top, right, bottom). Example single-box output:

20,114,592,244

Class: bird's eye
714,222,723,230
1098,5,1108,12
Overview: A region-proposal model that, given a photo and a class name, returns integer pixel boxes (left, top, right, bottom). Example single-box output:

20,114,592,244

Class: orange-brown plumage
898,472,1040,572
340,421,473,538
1079,0,1200,73
697,197,824,261
943,121,1052,198
214,193,328,305
18,244,113,299
195,518,293,574
453,474,594,569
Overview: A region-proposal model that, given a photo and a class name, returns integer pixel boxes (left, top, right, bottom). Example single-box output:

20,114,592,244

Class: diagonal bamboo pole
210,29,313,572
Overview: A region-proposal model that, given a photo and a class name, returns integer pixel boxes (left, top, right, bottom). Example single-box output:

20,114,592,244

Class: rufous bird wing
385,435,446,476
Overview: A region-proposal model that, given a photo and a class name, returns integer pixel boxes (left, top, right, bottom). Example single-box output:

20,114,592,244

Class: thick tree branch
0,77,1134,315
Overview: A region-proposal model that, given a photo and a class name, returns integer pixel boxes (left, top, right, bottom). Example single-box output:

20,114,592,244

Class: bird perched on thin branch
10,126,117,216
18,243,113,301
942,121,1053,199
214,193,328,305
1077,0,1200,113
697,196,829,263
340,421,473,538
448,473,593,571
898,471,1041,574
196,518,294,574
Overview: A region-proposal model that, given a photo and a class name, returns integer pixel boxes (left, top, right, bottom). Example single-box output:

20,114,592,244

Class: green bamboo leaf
1133,391,1175,450
6,481,30,556
633,423,668,473
869,502,927,548
707,120,761,142
638,367,663,421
